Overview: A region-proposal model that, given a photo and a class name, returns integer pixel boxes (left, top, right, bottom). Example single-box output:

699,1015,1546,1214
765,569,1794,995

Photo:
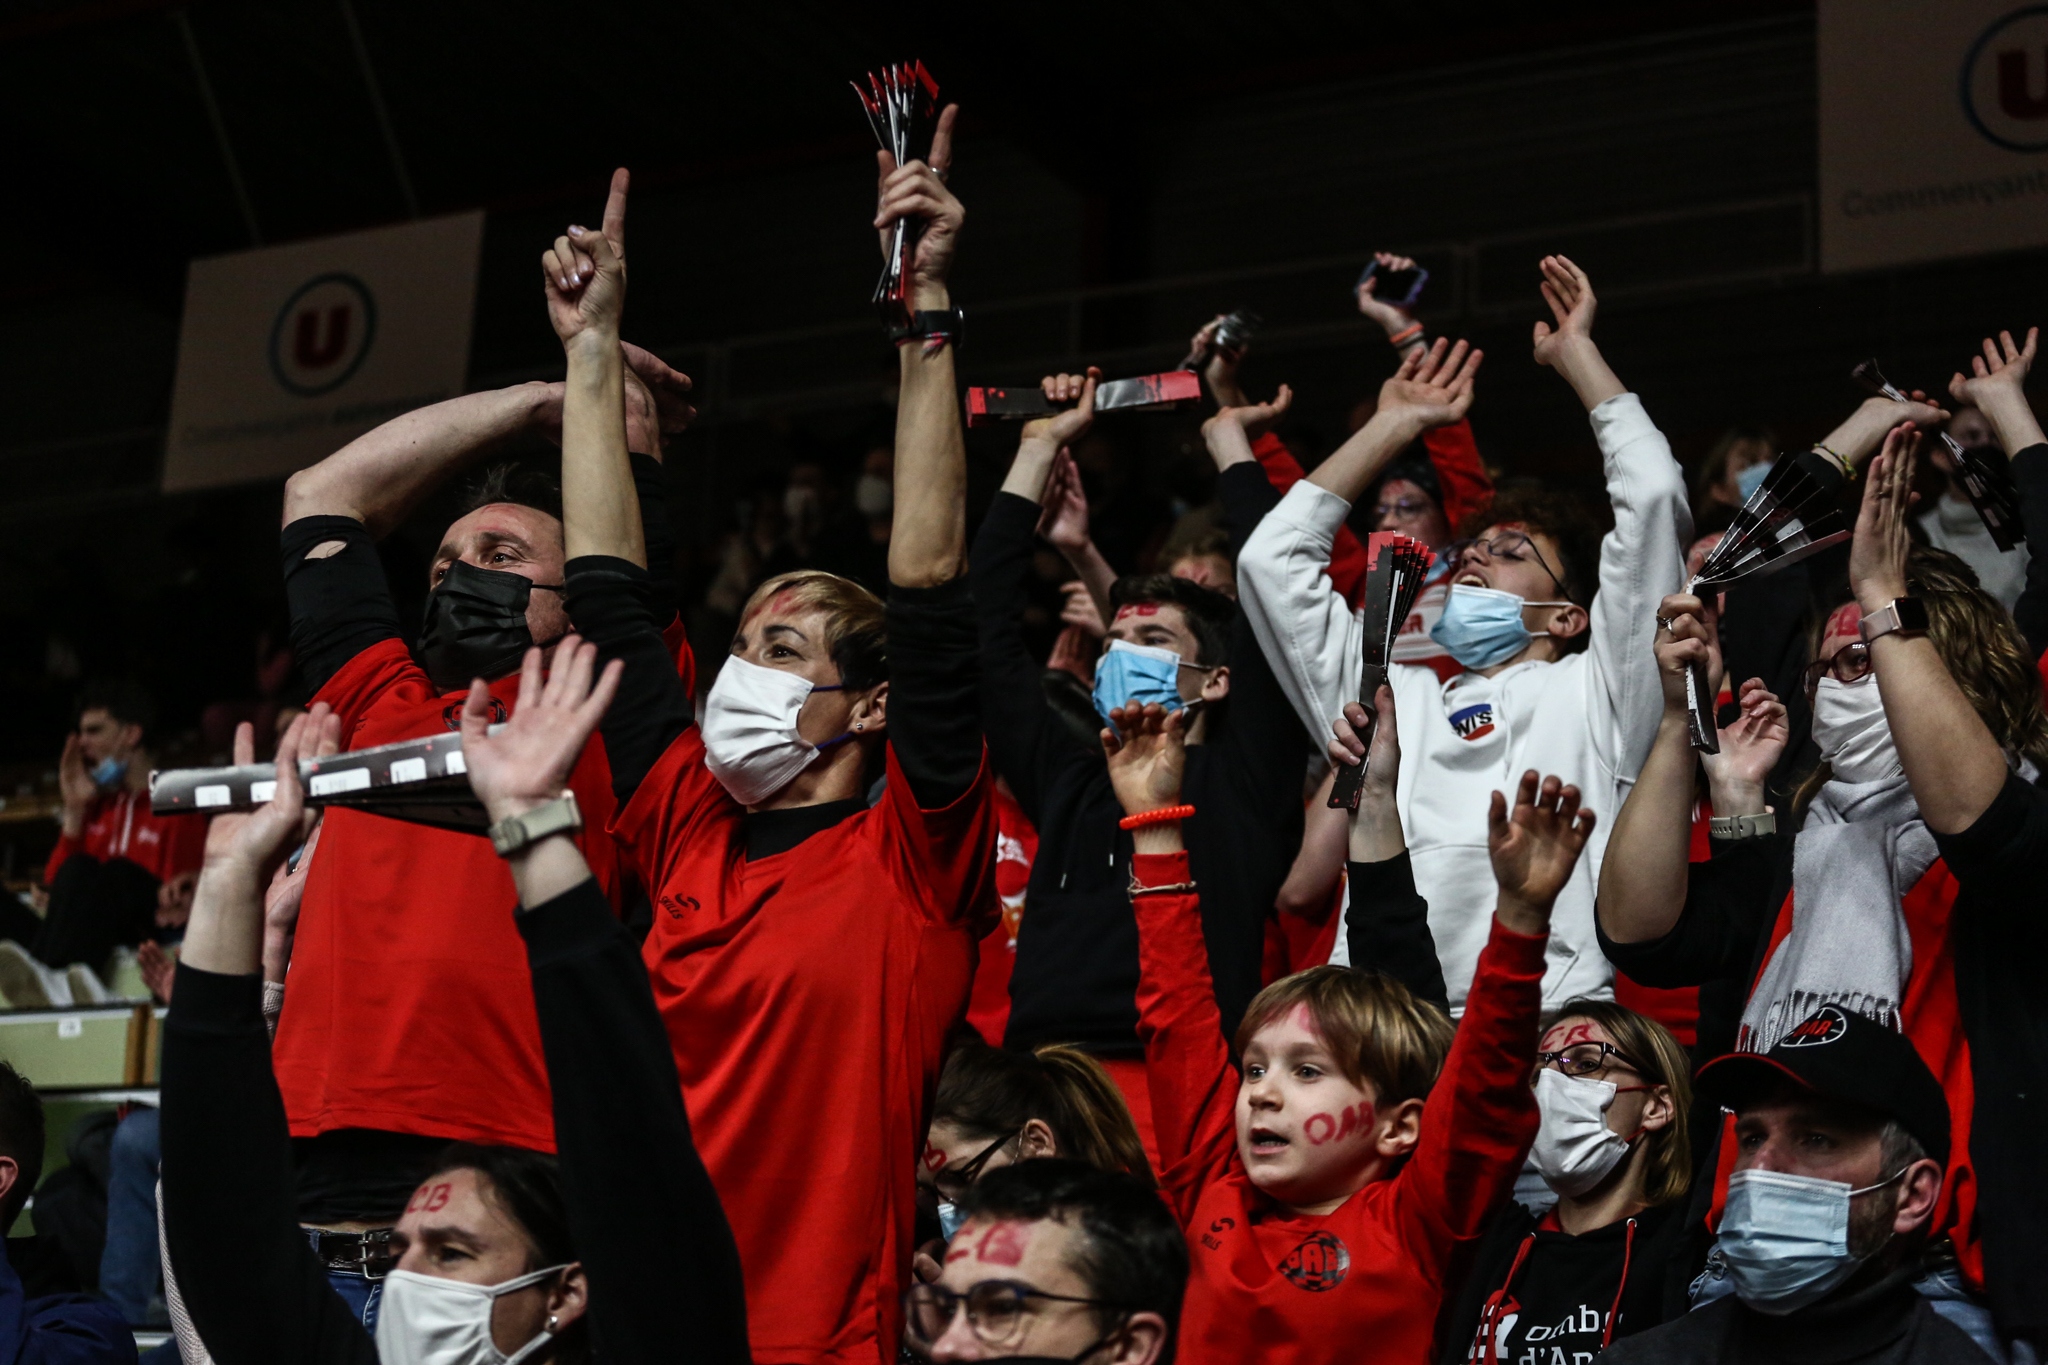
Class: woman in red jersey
543,116,997,1365
1103,697,1590,1365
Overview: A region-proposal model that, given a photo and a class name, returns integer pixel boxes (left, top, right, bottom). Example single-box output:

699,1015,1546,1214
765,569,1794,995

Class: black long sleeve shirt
160,878,749,1365
2005,442,2048,659
972,464,1309,1054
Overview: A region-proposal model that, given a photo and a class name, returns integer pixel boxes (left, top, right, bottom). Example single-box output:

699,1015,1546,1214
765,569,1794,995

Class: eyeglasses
1445,530,1568,596
1803,640,1874,699
928,1131,1019,1202
1374,498,1434,521
904,1280,1127,1353
1535,1041,1647,1078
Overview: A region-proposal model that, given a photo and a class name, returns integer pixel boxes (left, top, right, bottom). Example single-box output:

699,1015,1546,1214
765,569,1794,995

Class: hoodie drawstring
1600,1217,1638,1349
1480,1233,1536,1365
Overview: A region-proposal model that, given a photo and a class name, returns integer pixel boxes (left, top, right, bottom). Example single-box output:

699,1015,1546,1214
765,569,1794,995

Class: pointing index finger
602,168,629,257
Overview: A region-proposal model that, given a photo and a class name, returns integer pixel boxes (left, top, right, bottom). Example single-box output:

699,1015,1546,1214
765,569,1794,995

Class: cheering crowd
9,93,2048,1365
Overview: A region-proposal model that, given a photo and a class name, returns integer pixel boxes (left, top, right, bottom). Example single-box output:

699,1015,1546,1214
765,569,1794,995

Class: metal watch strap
1709,811,1776,839
487,791,583,857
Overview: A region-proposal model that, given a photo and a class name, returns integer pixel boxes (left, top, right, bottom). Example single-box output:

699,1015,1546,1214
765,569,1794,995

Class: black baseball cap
1695,1006,1950,1168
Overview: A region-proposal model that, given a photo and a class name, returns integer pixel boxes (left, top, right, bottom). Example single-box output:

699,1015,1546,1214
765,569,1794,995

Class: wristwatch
1709,811,1776,839
889,307,965,347
1859,597,1929,645
487,791,583,857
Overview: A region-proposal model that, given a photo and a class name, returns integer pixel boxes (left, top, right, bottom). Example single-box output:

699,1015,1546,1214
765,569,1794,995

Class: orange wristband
1119,804,1195,830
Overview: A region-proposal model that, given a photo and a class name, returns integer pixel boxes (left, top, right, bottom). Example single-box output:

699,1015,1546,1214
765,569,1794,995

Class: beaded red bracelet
1119,803,1195,830
1386,322,1425,348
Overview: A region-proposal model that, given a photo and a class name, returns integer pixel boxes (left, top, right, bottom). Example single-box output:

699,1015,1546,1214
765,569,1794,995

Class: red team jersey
613,724,997,1365
44,788,206,887
272,639,631,1152
1132,850,1542,1365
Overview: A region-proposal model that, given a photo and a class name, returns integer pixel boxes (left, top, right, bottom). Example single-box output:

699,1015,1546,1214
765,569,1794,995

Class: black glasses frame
1445,530,1569,597
1536,1041,1648,1077
1802,639,1875,700
929,1130,1020,1201
903,1279,1130,1351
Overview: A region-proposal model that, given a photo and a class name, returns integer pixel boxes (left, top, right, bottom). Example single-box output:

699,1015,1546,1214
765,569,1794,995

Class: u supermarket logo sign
1963,6,2048,151
269,272,377,396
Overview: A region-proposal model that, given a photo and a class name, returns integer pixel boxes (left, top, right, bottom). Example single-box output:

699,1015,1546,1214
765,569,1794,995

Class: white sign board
1820,0,2048,273
163,212,484,492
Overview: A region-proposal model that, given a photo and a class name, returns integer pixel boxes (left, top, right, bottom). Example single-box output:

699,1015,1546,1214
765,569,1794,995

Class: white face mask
1717,1168,1901,1315
700,655,847,807
374,1265,568,1365
1529,1068,1634,1198
1811,677,1900,783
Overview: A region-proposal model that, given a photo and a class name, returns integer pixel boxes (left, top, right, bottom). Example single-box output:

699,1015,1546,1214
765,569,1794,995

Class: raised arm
1008,373,1112,629
1107,704,1241,1205
162,708,376,1365
460,641,750,1364
548,170,642,567
1332,686,1448,1009
1852,428,2010,834
1596,594,1716,944
879,104,968,588
1307,337,1481,504
1952,329,2048,654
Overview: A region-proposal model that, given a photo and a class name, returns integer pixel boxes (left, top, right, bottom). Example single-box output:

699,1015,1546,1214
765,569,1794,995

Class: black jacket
1597,1267,1988,1365
969,465,1308,1053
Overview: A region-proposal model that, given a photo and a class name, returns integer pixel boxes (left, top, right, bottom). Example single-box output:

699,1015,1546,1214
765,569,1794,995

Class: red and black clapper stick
1328,533,1435,810
965,371,1202,427
1853,357,2023,550
852,60,940,331
1683,447,1856,752
151,729,490,834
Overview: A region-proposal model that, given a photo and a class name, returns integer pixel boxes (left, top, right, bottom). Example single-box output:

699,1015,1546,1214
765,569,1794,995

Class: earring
854,723,864,731
547,1314,559,1333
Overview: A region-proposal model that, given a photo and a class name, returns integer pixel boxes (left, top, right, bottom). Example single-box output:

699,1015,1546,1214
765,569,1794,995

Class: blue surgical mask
90,756,128,789
1429,585,1568,669
1717,1167,1903,1315
1092,640,1189,727
1735,460,1775,502
936,1201,967,1242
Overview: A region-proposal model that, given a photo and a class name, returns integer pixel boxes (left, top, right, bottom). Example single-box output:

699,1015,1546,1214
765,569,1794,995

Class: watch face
1895,597,1929,632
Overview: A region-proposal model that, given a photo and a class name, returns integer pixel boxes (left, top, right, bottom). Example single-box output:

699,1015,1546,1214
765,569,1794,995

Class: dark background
3,0,2044,788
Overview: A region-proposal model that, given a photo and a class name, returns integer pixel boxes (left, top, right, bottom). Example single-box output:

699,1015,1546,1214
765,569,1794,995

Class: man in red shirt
269,190,689,1325
0,683,206,1007
547,115,996,1364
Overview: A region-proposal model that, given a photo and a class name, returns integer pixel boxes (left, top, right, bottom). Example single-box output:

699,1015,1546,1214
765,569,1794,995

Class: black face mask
416,559,564,693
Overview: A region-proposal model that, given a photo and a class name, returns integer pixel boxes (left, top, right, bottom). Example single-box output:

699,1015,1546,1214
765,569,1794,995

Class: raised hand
875,104,963,304
1701,679,1787,813
202,707,342,879
1037,450,1094,553
1488,770,1596,932
623,342,696,436
1022,370,1100,451
1058,580,1107,638
1652,592,1722,715
156,870,198,929
1201,384,1294,459
1372,337,1482,436
1100,703,1189,817
542,168,629,346
1849,424,1919,612
1335,685,1404,861
57,734,96,837
1190,315,1248,406
261,813,320,982
1355,251,1418,335
1949,327,2044,456
1531,254,1598,367
136,941,175,1005
1047,624,1095,683
460,636,622,824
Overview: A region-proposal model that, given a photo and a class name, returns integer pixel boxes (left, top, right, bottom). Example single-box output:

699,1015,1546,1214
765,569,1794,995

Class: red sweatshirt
1131,849,1543,1365
44,788,205,887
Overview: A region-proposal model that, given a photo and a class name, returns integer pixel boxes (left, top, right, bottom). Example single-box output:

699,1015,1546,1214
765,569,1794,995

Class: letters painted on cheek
1304,1101,1377,1146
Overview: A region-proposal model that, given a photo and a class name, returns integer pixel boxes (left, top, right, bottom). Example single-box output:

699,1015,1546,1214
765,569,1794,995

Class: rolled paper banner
1329,532,1435,810
1852,357,2023,550
151,727,494,833
964,370,1202,427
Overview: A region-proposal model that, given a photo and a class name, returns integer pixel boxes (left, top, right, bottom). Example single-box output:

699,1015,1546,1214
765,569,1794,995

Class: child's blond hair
1232,966,1454,1104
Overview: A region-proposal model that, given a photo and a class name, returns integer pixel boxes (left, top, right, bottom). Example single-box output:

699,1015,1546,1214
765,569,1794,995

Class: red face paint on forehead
1114,603,1161,621
1540,1019,1604,1052
1824,602,1863,641
1285,1003,1325,1040
922,1144,948,1172
971,1221,1031,1267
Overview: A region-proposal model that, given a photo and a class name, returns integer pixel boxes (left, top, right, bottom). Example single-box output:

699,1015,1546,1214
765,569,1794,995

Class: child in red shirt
1103,694,1595,1365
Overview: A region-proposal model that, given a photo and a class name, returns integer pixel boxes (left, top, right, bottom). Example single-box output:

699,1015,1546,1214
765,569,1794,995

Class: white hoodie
1239,393,1690,1011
